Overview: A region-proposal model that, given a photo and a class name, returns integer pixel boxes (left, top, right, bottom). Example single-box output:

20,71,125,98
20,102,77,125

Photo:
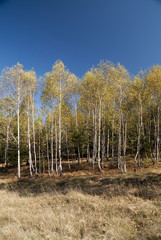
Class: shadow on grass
0,172,161,200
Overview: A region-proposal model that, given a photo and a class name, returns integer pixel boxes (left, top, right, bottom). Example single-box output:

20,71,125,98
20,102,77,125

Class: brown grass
0,160,161,239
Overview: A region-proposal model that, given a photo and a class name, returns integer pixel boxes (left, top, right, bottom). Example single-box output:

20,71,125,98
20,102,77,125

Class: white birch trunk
97,100,101,171
101,113,105,168
117,98,122,169
92,110,95,168
123,121,127,173
95,110,98,164
148,112,151,144
17,80,21,178
134,118,141,172
154,117,157,162
55,118,58,174
157,106,160,161
111,100,115,168
111,116,114,168
46,132,51,177
27,98,32,177
87,112,90,163
75,103,81,165
5,121,10,169
92,109,97,169
51,112,54,176
38,128,41,176
138,101,143,168
32,92,37,177
59,80,62,176
66,126,71,171
107,129,109,160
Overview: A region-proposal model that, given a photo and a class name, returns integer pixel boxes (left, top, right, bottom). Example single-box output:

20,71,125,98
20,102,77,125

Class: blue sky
0,0,161,79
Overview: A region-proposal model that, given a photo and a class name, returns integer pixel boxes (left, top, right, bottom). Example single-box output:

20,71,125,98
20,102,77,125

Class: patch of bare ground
0,158,161,239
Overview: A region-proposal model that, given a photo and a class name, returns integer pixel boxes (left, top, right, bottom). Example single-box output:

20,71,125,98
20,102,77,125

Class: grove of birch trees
0,60,161,177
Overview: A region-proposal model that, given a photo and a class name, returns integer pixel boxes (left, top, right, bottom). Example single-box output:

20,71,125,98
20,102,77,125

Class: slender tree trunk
117,98,122,169
92,111,95,168
154,117,157,163
46,132,51,177
101,113,105,168
140,102,144,133
107,129,109,160
27,98,32,177
98,100,101,171
39,128,41,176
151,153,155,165
66,126,71,171
134,118,141,172
111,108,115,168
42,152,45,175
123,121,127,173
138,101,143,167
32,92,37,178
92,108,97,169
81,145,84,161
157,106,160,161
51,112,54,176
149,112,154,163
55,118,58,174
148,112,151,144
59,80,62,176
5,121,10,169
77,146,81,165
17,84,21,178
95,110,98,164
87,112,90,163
111,117,115,168
75,103,81,165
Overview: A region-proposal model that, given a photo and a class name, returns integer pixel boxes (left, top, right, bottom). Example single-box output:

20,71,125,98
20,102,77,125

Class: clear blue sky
0,0,161,78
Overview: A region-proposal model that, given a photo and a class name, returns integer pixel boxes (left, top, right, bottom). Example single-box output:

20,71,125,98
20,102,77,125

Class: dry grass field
0,159,161,240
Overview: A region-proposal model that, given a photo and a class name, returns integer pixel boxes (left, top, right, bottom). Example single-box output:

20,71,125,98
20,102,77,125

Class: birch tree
1,63,28,178
42,60,77,176
146,66,161,162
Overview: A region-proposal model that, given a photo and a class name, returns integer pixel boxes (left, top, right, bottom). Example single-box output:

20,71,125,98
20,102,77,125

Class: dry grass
0,162,161,240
